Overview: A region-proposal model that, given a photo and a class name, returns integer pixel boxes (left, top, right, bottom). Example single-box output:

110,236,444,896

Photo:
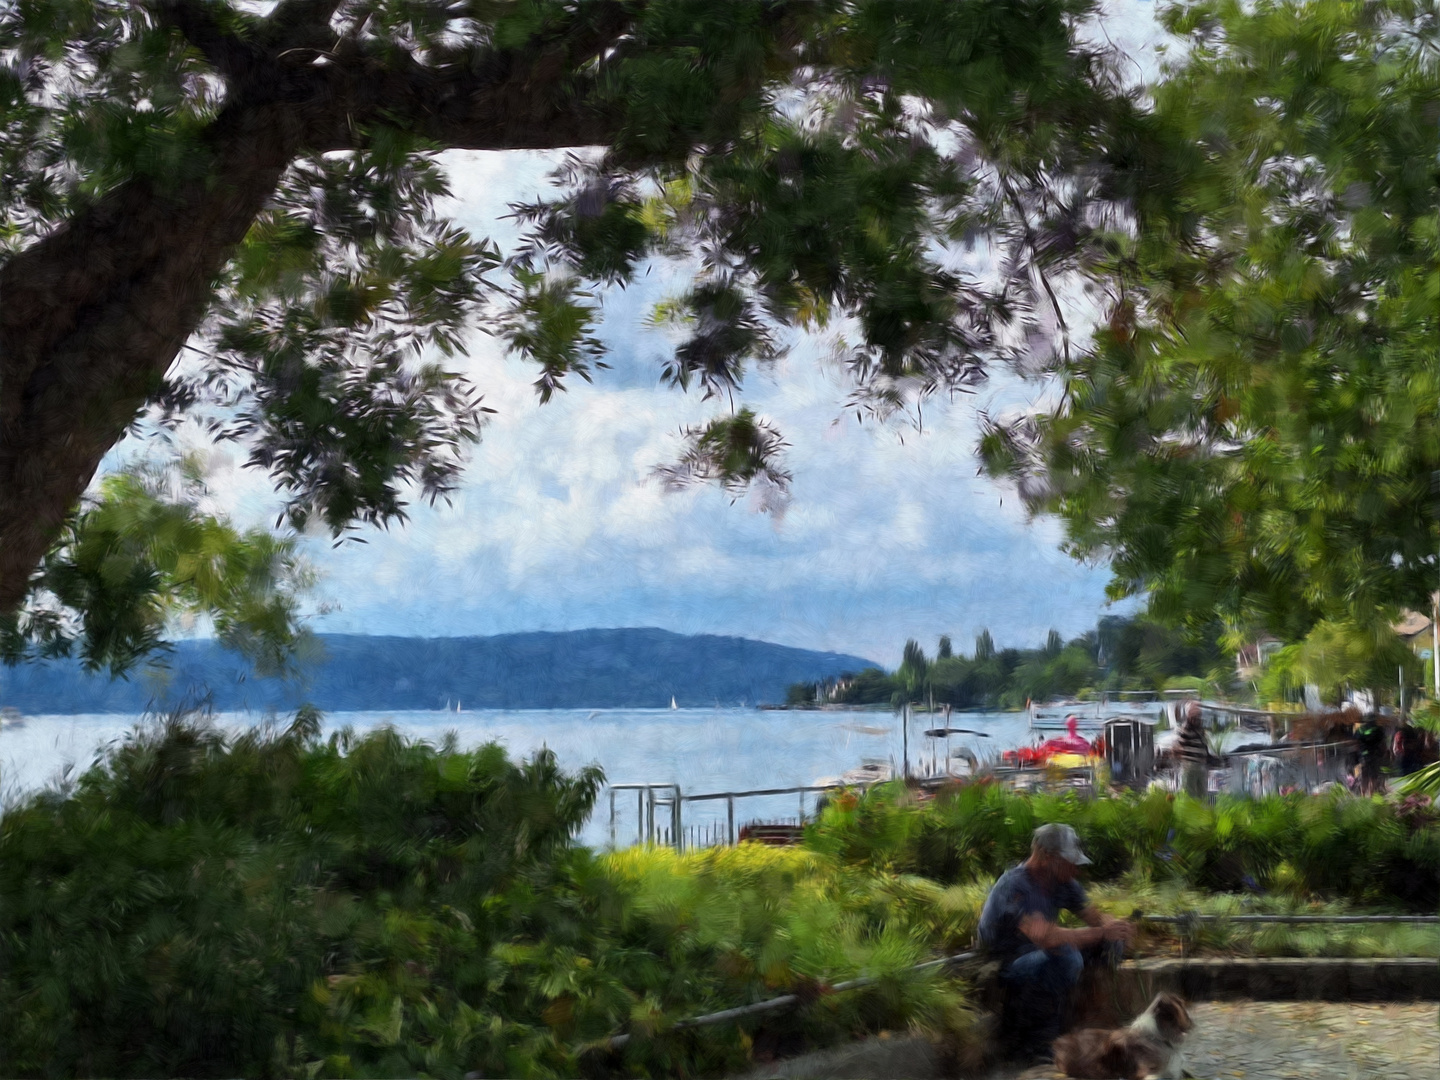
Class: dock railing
610,736,1362,850
1218,740,1353,797
608,782,864,851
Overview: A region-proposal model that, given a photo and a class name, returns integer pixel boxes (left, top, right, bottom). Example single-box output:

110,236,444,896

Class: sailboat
670,696,678,710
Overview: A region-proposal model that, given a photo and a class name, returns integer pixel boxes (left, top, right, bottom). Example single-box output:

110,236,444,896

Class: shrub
808,780,1440,910
0,713,607,1078
0,715,965,1079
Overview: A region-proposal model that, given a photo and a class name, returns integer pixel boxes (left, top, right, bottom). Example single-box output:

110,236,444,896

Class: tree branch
150,0,265,80
0,4,643,616
293,47,626,152
0,102,297,616
0,0,701,620
289,3,637,152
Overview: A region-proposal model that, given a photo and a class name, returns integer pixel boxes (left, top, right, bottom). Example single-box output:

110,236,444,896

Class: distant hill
0,629,878,714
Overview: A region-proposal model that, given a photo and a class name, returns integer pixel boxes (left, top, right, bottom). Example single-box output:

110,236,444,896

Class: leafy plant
0,712,967,1079
810,780,1440,910
983,0,1440,650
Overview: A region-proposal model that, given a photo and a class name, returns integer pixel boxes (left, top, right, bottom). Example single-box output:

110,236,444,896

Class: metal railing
1142,914,1440,925
605,949,979,1050
607,782,857,850
590,910,1440,1055
611,739,1371,851
1137,910,1440,960
1217,741,1353,797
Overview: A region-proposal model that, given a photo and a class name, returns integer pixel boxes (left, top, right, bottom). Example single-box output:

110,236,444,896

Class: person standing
1177,701,1212,799
1355,713,1387,795
977,824,1135,1064
1393,721,1424,778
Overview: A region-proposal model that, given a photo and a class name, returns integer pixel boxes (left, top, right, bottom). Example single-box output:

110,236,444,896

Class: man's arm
1018,909,1134,951
1017,913,1108,951
1079,905,1123,929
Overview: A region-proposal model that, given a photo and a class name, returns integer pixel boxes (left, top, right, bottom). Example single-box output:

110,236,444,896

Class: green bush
807,781,1440,910
0,713,610,1078
9,717,1440,1080
0,715,964,1079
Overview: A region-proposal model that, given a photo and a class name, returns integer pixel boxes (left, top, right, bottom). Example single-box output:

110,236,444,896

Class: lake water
0,707,1037,846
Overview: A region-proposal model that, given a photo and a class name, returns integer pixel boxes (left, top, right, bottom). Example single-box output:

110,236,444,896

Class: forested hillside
0,629,875,713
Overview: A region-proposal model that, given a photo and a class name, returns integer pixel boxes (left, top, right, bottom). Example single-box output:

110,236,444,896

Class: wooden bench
737,823,805,846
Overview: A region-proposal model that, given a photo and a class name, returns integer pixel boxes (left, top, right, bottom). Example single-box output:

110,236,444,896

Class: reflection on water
0,707,1038,845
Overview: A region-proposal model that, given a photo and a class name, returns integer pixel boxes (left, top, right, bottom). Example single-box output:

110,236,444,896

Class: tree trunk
0,106,298,615
0,4,639,618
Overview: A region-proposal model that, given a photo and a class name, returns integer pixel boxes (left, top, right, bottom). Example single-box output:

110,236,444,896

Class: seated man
977,823,1134,1063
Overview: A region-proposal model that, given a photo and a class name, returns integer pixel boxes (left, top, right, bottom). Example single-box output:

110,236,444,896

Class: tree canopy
12,0,1432,680
983,0,1440,671
0,0,1170,670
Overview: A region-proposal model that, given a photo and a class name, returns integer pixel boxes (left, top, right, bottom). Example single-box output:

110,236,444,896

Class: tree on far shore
806,614,1227,709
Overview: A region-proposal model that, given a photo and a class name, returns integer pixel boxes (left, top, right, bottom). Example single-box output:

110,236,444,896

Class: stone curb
734,1035,942,1080
1119,956,1440,1003
727,957,1440,1080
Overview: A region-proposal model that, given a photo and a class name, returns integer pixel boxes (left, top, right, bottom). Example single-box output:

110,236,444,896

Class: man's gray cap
1032,822,1091,866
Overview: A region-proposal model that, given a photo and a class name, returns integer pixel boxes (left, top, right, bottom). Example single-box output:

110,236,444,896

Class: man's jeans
998,940,1123,1053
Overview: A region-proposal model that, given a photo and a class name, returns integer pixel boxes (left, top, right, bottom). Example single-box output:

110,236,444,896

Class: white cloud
112,2,1177,668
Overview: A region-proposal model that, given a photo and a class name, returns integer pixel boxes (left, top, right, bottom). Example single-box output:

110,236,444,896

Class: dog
1052,992,1194,1079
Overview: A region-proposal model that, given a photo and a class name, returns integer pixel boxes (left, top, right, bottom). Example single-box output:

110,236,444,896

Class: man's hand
1101,918,1135,944
1081,905,1136,945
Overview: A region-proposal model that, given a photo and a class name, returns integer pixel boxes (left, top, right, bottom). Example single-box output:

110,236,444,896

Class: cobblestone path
1006,1002,1440,1080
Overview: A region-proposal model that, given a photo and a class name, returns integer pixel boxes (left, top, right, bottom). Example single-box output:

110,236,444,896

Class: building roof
1394,610,1433,638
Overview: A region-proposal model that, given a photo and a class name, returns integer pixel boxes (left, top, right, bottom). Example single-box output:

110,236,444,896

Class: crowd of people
1348,711,1434,794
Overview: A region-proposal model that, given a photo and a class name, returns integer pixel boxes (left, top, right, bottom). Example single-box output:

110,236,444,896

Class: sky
152,1,1171,669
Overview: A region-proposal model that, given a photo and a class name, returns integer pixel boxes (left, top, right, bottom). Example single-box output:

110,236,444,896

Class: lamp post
1432,471,1440,699
902,700,909,780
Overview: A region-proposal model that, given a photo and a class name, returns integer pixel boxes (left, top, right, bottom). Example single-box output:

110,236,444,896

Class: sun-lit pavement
1006,1001,1440,1080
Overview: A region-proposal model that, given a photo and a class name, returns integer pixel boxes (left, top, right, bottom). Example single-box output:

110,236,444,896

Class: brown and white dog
1052,992,1194,1079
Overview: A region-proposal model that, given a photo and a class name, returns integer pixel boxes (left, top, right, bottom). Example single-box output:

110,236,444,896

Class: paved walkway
1008,1002,1439,1080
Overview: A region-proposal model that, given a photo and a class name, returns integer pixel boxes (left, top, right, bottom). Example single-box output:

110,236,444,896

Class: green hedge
806,781,1440,909
0,716,612,1078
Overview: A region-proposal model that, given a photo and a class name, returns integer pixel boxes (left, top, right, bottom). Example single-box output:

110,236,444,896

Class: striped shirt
1177,721,1210,765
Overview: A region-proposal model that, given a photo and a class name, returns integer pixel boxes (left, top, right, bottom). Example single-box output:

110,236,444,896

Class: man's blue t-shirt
977,864,1089,962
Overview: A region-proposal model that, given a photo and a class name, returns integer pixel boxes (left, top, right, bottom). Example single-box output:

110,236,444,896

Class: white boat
812,760,895,787
1029,697,1164,735
839,721,891,735
670,696,678,710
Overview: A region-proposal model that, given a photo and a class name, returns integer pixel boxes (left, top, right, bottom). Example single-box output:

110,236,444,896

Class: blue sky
160,1,1167,669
